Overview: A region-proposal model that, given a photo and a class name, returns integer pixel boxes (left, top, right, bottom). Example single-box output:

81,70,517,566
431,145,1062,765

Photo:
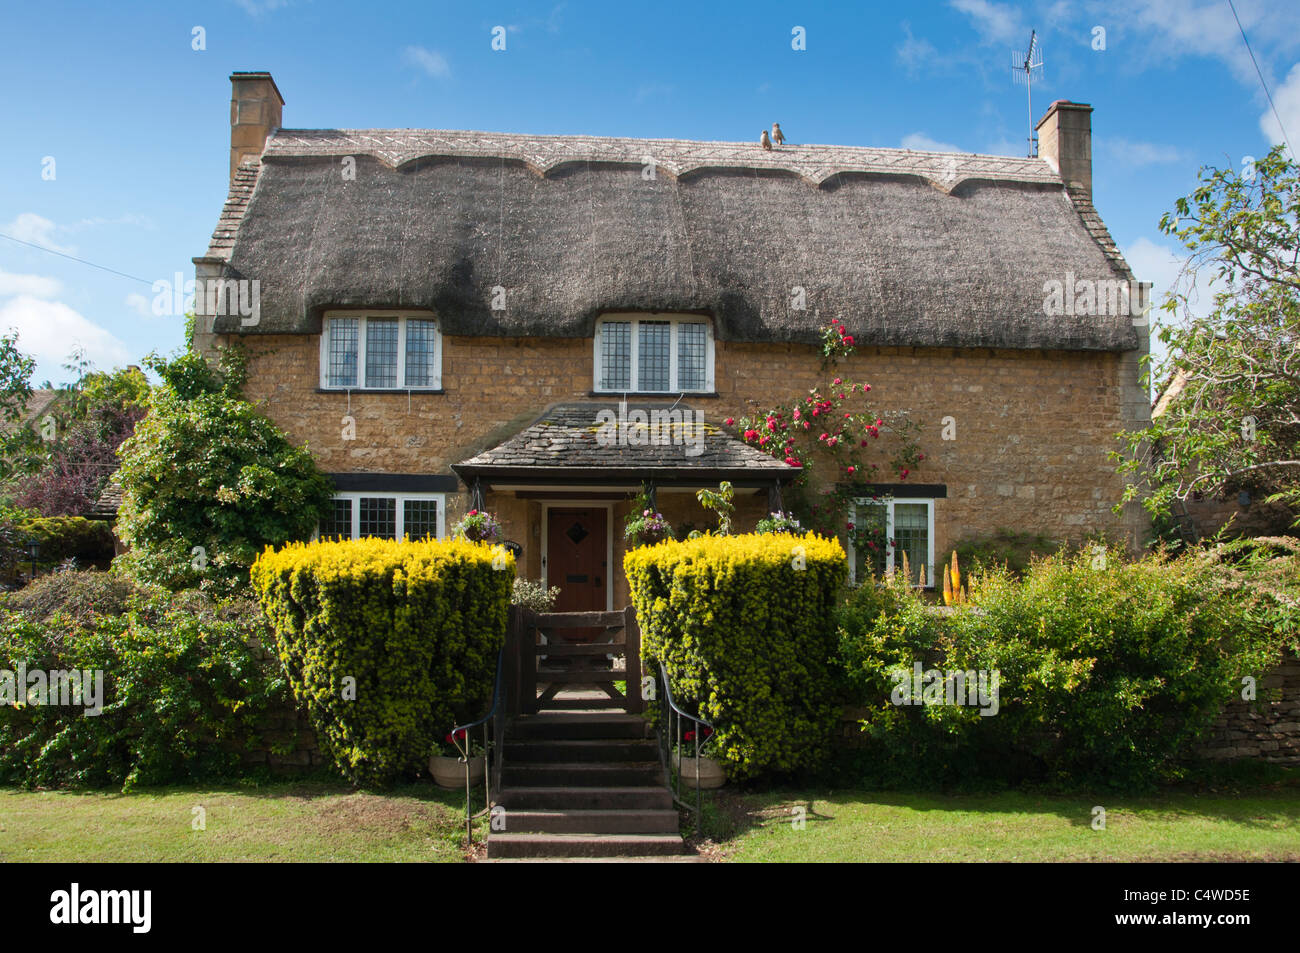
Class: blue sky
1,0,1297,385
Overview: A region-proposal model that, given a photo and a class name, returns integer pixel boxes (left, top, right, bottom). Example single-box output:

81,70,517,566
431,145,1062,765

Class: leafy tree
0,329,37,482
114,345,332,593
1117,145,1300,529
11,353,150,516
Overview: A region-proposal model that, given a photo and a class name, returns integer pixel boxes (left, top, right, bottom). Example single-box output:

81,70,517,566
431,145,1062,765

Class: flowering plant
754,511,804,535
433,728,484,758
624,509,673,547
674,724,715,758
452,509,501,543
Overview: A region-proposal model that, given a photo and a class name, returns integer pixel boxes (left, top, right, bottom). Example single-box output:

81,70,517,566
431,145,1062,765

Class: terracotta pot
672,751,726,789
429,754,485,789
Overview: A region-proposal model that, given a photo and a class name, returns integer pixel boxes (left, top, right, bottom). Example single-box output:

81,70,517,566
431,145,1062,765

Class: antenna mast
1012,30,1044,157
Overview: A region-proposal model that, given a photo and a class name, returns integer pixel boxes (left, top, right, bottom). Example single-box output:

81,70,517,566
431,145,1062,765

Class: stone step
487,833,684,859
498,786,673,811
504,739,659,763
511,713,652,741
500,809,679,834
503,761,666,787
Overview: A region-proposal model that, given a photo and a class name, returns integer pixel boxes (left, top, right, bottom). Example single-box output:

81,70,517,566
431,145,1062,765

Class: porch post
768,480,784,515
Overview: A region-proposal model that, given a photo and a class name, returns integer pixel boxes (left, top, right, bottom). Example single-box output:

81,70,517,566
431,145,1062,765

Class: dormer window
319,311,441,390
593,314,714,393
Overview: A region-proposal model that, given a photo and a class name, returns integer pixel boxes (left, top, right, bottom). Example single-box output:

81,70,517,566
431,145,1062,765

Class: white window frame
847,497,935,587
316,491,447,541
319,311,442,390
592,313,715,394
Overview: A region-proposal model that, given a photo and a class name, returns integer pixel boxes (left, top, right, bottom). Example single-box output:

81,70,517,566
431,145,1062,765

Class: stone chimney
229,71,284,181
1035,100,1092,196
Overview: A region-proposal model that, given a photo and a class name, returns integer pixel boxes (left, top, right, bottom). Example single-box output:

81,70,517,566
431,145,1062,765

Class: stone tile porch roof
453,401,794,483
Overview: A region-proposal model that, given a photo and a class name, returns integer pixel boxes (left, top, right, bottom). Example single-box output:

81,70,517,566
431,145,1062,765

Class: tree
10,353,150,516
114,345,332,593
0,329,37,482
1117,145,1300,530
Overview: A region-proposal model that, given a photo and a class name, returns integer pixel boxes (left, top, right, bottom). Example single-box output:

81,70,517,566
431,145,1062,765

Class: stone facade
210,322,1150,603
1195,653,1300,764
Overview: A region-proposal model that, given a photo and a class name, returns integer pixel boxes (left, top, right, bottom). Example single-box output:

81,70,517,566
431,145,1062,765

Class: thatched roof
204,128,1139,352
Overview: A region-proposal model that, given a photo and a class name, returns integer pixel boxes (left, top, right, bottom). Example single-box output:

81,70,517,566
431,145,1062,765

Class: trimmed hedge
625,532,847,780
251,537,514,786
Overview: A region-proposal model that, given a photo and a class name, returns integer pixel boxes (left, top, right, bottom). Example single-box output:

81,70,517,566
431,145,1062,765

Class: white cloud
1261,62,1300,156
1102,0,1300,87
0,213,72,254
124,292,153,318
949,0,1024,45
901,132,963,153
1100,137,1187,167
403,46,451,79
0,295,131,370
234,0,293,15
0,269,61,299
897,23,940,75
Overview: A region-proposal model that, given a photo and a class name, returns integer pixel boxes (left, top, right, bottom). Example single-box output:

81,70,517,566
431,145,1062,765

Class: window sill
588,391,719,399
317,387,446,395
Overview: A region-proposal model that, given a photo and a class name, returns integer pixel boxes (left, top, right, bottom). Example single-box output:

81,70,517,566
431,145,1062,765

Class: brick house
194,71,1149,612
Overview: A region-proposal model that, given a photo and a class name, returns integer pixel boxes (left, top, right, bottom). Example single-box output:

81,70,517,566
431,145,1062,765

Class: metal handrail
449,648,505,845
656,660,716,837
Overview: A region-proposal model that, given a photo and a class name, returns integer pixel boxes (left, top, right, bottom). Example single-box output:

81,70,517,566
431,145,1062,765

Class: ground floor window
848,497,935,587
318,492,446,541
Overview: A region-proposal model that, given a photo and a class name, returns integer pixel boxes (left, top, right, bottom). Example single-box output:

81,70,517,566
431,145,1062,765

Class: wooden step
510,713,652,740
504,739,659,763
500,809,679,834
503,761,666,787
498,786,673,811
487,833,684,859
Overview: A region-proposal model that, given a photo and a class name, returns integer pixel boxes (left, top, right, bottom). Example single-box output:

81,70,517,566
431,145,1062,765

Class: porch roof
452,401,795,488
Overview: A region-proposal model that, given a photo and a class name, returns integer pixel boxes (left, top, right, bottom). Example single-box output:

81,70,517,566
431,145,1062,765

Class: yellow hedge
251,537,514,785
624,532,847,779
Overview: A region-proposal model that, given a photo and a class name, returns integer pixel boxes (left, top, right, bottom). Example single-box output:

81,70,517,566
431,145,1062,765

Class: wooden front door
546,507,608,639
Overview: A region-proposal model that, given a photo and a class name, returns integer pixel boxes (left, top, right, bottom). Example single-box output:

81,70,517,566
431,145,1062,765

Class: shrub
17,516,115,569
11,569,142,623
251,537,514,786
512,577,560,612
625,532,847,780
949,529,1058,577
0,582,286,790
838,547,1294,789
115,347,332,594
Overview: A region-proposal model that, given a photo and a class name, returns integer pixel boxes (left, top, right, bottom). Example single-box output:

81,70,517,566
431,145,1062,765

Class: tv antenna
1012,30,1044,157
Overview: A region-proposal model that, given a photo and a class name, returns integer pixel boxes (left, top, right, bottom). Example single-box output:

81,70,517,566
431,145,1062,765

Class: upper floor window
848,497,935,588
320,312,441,390
593,315,714,393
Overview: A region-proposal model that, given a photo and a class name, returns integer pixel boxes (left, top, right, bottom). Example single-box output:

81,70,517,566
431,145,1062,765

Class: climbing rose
785,456,801,467
724,417,734,426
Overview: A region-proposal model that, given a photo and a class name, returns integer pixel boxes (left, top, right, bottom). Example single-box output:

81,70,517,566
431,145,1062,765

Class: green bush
251,537,514,786
625,532,847,780
114,346,332,594
0,577,287,790
18,516,115,568
838,547,1295,790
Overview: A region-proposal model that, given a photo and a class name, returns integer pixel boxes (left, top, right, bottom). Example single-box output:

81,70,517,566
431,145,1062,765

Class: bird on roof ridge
772,122,785,146
760,129,772,151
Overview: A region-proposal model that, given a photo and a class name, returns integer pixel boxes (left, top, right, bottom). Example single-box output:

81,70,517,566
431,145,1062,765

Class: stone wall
218,329,1150,563
1195,653,1300,764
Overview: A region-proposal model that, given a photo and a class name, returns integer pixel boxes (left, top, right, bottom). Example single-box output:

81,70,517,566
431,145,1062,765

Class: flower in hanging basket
624,510,674,548
452,509,502,542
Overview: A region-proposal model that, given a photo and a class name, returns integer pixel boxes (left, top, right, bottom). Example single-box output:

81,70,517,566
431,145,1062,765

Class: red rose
684,730,696,742
724,417,734,426
785,456,802,467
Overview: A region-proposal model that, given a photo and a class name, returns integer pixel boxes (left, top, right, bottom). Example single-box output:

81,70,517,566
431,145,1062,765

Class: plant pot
672,751,726,789
429,754,485,789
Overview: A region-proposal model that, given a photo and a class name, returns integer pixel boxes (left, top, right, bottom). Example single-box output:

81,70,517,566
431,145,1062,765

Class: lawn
699,778,1300,862
0,782,482,862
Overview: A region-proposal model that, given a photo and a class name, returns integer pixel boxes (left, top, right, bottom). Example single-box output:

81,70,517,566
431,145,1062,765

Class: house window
593,315,714,393
320,313,441,390
848,498,936,587
317,493,446,541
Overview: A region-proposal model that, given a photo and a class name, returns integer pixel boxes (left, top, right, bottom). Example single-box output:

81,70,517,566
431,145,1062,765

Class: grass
0,781,484,862
698,773,1300,862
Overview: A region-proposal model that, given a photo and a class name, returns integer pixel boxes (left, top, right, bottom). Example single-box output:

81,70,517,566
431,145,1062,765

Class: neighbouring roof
0,389,62,437
452,401,794,485
88,471,124,520
204,128,1139,352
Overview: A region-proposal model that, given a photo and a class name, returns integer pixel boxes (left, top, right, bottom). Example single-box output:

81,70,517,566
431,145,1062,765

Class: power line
0,231,154,286
1227,0,1295,159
